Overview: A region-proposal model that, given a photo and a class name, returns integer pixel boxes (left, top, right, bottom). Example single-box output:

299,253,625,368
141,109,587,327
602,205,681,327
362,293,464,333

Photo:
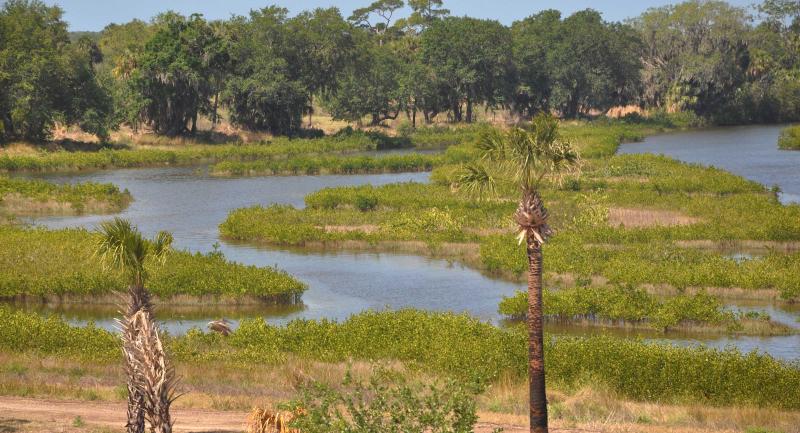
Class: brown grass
608,207,702,228
321,225,379,234
605,105,646,118
3,352,798,433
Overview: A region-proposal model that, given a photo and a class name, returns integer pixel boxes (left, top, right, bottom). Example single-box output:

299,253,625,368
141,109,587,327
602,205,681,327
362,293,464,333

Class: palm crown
458,114,579,245
94,218,173,287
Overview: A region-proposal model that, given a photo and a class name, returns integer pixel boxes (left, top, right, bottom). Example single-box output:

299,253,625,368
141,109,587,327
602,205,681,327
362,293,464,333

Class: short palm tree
458,114,579,433
94,218,176,433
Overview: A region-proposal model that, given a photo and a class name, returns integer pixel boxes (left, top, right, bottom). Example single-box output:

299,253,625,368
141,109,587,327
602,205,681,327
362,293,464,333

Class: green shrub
778,125,800,150
0,226,306,300
500,287,743,331
0,176,130,213
354,194,378,212
286,372,480,433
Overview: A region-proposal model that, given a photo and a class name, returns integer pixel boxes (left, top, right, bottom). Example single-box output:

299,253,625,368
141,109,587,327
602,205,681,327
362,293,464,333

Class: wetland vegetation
0,226,305,303
0,176,130,215
2,0,800,432
778,125,800,150
3,307,800,411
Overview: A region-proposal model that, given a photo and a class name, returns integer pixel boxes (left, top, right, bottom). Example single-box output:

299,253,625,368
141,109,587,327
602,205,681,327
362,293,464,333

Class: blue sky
44,0,757,32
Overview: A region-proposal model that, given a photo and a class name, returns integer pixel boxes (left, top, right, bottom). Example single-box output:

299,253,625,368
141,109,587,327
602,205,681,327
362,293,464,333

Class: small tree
457,114,579,433
94,218,176,433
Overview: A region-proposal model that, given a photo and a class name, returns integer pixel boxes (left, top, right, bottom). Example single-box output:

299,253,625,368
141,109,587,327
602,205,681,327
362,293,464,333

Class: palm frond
455,163,496,199
151,231,173,265
476,126,507,161
94,217,146,276
94,218,174,280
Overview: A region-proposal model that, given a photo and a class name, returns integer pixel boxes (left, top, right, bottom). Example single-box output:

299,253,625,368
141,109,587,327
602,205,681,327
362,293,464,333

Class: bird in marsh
208,319,233,336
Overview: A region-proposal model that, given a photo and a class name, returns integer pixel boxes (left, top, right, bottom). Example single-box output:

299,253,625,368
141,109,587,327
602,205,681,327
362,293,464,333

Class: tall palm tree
458,114,579,433
94,218,175,433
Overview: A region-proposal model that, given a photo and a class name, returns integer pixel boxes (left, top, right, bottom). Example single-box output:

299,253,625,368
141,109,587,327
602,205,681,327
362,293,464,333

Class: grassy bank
212,153,444,176
220,135,800,301
0,133,385,172
1,307,799,411
0,127,480,173
778,125,800,150
0,176,130,215
0,227,305,303
499,286,790,335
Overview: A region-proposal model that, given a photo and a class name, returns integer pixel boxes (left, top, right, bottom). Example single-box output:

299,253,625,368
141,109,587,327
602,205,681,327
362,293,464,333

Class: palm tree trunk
123,281,153,433
526,241,547,433
123,308,177,433
515,191,550,433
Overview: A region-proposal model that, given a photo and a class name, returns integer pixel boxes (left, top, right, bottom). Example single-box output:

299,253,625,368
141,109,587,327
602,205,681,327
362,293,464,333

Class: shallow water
619,124,800,204
15,166,520,330
8,136,800,360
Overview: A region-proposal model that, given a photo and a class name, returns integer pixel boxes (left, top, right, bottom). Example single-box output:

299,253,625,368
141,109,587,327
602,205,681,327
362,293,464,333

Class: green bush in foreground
287,372,479,433
2,308,799,409
0,227,305,300
778,125,800,150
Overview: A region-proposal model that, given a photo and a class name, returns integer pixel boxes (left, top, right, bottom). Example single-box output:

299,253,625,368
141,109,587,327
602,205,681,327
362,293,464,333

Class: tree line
1,0,799,142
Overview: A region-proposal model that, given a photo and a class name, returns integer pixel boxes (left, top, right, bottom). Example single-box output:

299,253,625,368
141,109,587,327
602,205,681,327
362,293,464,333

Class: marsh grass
607,207,702,228
0,227,306,301
0,176,131,215
777,125,800,150
3,307,800,409
497,287,792,335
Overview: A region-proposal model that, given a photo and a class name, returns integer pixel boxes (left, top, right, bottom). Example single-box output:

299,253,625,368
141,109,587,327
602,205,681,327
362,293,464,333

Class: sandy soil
0,396,531,433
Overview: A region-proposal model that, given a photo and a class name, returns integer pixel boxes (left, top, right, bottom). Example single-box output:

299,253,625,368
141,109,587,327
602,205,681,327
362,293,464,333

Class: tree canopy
2,0,799,142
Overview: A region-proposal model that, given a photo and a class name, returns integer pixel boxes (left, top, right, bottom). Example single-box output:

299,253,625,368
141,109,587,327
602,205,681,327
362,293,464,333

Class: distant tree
0,0,114,142
633,1,751,117
421,17,514,122
222,7,306,134
287,8,358,126
406,0,449,30
128,13,227,136
325,41,402,125
98,19,153,74
396,39,444,126
550,10,641,118
349,0,405,46
749,0,800,122
511,10,561,117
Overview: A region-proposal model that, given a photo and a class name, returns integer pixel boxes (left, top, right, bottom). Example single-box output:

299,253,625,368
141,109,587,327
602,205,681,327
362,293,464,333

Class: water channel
9,126,800,360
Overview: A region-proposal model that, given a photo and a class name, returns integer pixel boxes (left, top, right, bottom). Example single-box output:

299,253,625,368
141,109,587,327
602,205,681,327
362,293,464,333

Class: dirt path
0,396,248,433
0,396,530,433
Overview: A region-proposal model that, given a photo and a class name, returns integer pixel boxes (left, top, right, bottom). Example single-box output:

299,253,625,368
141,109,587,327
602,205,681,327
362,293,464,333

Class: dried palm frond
247,408,300,433
117,307,146,433
122,309,180,433
514,190,552,247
